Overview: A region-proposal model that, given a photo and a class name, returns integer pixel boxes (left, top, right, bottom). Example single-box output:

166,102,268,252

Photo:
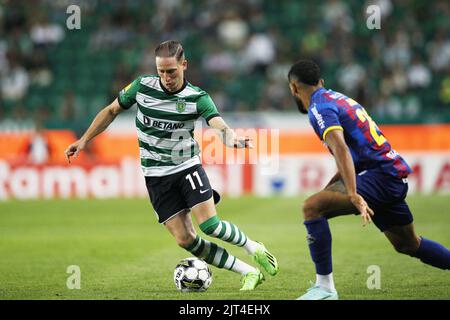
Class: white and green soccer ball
173,257,212,292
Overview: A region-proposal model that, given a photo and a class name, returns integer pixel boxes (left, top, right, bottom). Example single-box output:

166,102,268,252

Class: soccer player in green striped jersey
65,40,278,291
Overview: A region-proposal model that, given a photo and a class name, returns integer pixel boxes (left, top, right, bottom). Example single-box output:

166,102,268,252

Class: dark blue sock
304,217,332,275
412,237,450,270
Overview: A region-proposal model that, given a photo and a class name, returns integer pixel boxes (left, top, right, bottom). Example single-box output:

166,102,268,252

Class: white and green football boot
252,242,279,276
296,284,339,300
240,269,265,291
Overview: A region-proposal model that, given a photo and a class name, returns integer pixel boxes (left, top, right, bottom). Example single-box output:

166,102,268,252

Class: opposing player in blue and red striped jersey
288,59,450,300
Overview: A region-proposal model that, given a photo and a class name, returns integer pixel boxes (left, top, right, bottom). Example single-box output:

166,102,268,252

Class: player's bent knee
302,197,322,221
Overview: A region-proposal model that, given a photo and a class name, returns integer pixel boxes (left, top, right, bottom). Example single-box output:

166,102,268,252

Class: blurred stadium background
0,0,449,299
1,0,449,198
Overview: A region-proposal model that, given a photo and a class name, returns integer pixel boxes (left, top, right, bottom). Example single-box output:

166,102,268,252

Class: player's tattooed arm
208,116,253,148
325,129,375,226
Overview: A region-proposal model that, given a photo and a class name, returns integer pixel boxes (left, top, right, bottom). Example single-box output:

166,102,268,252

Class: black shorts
145,164,220,224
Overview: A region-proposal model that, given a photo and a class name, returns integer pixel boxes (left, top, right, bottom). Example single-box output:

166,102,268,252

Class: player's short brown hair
155,40,185,61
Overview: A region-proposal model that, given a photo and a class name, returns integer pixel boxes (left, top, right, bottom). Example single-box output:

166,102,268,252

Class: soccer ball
173,257,212,292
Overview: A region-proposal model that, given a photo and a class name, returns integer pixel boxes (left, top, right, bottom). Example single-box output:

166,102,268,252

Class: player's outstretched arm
325,129,374,226
208,116,253,148
64,98,125,163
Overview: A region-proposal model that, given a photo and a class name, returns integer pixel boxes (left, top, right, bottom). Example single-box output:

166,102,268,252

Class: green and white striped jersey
118,75,220,177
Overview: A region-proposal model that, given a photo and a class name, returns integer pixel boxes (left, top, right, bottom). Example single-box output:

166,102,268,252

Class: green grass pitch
0,195,449,300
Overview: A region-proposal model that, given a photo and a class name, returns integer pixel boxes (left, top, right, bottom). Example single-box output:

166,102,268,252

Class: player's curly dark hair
155,40,185,61
288,59,321,86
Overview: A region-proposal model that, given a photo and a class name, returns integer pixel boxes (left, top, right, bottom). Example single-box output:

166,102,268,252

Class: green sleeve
197,94,220,124
118,76,142,109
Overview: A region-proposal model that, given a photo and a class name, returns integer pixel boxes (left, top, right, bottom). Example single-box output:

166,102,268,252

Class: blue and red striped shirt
308,88,412,178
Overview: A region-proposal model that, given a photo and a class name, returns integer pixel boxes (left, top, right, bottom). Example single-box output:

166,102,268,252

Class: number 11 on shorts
185,171,204,190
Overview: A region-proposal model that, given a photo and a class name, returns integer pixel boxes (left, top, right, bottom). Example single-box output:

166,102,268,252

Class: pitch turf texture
1,195,449,300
